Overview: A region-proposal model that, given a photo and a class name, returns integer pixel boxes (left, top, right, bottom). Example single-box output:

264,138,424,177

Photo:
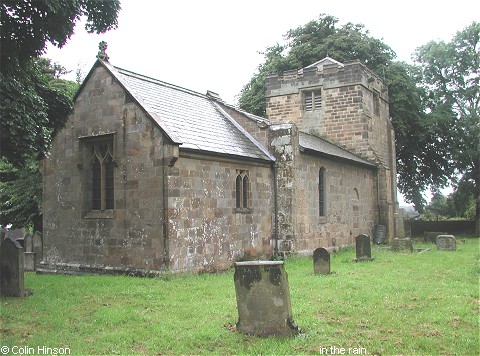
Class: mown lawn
1,238,478,355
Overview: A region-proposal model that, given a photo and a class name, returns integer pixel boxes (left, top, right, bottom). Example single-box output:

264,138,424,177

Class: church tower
264,57,398,242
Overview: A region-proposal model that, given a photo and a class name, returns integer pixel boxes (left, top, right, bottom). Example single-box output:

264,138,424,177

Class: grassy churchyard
1,238,478,355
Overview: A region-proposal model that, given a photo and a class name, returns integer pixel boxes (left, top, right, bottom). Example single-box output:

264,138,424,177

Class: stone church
40,53,398,275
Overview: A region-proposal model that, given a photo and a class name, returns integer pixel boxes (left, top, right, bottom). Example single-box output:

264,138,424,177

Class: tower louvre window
304,90,322,111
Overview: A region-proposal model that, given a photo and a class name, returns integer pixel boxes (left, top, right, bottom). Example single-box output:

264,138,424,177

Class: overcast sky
46,0,479,104
45,0,478,205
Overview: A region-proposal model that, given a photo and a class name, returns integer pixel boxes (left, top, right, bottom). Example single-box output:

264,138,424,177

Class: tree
239,15,395,117
447,181,476,220
424,191,449,221
0,58,74,166
386,62,453,210
414,22,480,233
0,59,80,232
238,14,447,212
0,0,121,167
0,158,43,232
0,0,119,230
1,0,121,74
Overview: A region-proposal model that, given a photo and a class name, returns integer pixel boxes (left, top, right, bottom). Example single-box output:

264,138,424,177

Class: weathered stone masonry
42,65,169,271
41,62,275,274
167,155,273,272
41,56,398,274
264,58,397,243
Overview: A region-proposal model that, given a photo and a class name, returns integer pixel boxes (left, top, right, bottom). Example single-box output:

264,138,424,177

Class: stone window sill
318,216,327,224
235,208,253,214
84,210,115,219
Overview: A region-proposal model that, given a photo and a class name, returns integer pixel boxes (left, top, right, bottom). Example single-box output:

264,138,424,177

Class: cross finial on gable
97,41,109,62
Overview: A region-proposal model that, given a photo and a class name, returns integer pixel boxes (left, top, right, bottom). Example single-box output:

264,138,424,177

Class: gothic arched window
90,141,114,210
236,170,249,209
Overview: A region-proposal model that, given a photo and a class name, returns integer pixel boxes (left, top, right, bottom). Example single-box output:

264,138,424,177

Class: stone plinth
234,261,299,337
391,238,413,253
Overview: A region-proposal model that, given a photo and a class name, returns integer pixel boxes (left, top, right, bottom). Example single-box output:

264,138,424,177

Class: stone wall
266,122,377,255
167,155,274,272
293,153,377,253
410,220,476,236
221,106,271,150
42,64,169,272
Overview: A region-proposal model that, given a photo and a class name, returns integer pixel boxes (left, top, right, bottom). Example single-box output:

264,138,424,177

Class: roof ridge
113,66,207,100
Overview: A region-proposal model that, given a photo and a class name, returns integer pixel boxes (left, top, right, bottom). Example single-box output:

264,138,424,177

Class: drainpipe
273,162,279,257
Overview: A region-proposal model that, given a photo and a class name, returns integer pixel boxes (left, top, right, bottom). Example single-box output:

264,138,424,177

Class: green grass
1,238,479,355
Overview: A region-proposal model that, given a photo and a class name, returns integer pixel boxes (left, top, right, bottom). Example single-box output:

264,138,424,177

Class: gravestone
0,237,25,297
354,234,373,262
313,247,330,274
374,224,386,244
234,261,299,337
32,231,43,268
394,211,406,238
424,232,446,244
23,233,36,271
436,235,456,251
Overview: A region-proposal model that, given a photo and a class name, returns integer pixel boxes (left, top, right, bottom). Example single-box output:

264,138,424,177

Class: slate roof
299,132,376,168
99,60,274,162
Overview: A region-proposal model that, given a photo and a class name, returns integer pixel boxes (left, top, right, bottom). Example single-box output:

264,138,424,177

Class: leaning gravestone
234,261,299,337
436,235,457,251
354,234,373,261
0,237,25,297
313,247,330,274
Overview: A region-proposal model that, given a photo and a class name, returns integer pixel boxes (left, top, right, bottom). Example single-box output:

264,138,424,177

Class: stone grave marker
436,235,456,251
394,211,406,238
0,236,25,297
313,247,330,274
32,231,43,268
354,234,373,262
23,233,36,271
234,260,299,337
